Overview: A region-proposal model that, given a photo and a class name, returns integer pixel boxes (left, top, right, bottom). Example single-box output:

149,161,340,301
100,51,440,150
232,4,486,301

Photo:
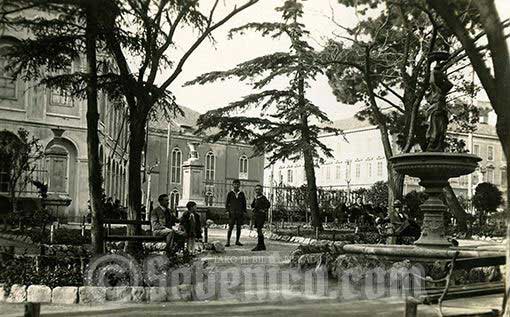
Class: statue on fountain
425,51,453,152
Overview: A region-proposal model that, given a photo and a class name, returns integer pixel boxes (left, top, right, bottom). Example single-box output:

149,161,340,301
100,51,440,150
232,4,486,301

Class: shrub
0,255,84,290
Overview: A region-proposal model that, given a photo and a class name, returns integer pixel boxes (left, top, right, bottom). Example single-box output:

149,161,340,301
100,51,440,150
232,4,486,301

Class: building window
279,171,283,184
367,162,372,178
355,163,360,179
487,168,495,183
50,89,72,106
50,65,73,106
205,151,215,181
0,56,16,99
377,161,383,177
473,144,480,156
171,148,182,183
325,166,331,180
239,155,248,179
488,145,494,161
287,169,293,183
345,161,351,181
502,169,507,187
335,165,341,179
169,190,179,210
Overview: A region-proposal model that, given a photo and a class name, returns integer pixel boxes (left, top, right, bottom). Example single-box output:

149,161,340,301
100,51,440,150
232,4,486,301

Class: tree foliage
186,0,339,228
472,182,503,214
365,181,389,207
0,128,44,213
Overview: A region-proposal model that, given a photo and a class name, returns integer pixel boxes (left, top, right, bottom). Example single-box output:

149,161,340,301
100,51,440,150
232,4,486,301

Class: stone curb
0,284,197,304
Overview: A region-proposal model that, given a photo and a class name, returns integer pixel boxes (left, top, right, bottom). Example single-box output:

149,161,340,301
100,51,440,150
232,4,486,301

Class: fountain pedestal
389,152,481,247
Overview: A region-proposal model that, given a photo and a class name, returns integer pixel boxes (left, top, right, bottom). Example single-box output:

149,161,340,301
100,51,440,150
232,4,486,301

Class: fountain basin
389,152,481,180
390,152,481,247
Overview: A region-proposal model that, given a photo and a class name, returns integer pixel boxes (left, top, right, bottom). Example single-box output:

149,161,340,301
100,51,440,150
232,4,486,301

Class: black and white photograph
0,0,509,315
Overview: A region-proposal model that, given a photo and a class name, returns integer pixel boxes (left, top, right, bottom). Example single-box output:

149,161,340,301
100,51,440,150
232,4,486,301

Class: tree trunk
302,148,321,229
297,68,322,230
126,115,146,253
85,1,104,255
443,183,468,231
424,2,510,313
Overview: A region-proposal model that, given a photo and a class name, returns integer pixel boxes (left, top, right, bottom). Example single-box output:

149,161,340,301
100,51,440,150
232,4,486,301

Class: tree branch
160,0,259,91
427,0,496,106
374,93,405,113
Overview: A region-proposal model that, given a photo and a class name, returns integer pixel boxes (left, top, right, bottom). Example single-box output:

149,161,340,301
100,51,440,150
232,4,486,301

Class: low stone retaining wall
0,284,196,304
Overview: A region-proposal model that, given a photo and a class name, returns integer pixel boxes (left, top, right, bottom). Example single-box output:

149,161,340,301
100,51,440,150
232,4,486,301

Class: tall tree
322,0,484,227
424,0,510,313
98,0,258,251
1,0,108,253
185,0,340,229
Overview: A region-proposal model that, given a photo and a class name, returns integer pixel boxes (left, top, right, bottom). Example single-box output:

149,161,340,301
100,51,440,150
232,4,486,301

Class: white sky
162,0,510,121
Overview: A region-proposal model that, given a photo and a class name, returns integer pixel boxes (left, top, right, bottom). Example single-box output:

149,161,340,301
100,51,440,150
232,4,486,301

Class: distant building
143,106,265,210
266,101,507,201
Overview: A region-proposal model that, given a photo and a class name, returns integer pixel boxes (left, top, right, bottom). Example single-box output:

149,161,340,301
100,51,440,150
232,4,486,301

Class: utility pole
165,120,173,194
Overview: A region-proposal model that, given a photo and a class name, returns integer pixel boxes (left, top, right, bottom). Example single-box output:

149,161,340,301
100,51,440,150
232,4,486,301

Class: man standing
225,179,246,247
151,194,180,250
251,184,270,251
180,201,202,253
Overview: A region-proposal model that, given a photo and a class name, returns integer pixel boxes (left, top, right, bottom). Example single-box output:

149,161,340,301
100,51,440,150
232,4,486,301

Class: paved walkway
0,294,503,316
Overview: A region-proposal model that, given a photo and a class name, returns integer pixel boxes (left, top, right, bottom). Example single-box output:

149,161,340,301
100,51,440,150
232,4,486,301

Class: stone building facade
267,102,507,201
0,35,128,221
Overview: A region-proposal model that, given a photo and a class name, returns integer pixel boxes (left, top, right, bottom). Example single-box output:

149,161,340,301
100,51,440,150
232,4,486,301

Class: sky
162,0,510,122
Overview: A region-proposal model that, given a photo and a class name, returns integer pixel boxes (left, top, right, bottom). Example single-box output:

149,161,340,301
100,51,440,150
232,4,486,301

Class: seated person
180,201,202,253
151,194,182,251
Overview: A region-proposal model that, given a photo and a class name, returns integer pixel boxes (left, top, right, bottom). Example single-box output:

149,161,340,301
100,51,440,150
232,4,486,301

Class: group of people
151,179,271,253
151,194,202,254
225,179,270,251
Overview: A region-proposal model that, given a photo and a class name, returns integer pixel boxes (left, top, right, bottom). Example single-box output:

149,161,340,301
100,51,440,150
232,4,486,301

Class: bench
405,254,506,316
103,219,166,250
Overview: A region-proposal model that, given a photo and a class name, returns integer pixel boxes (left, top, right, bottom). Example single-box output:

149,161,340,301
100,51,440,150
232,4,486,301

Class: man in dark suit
151,194,180,249
225,179,246,247
251,184,270,251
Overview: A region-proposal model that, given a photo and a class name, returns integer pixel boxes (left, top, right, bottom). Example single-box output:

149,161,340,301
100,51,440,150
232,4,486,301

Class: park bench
405,254,506,317
102,218,166,250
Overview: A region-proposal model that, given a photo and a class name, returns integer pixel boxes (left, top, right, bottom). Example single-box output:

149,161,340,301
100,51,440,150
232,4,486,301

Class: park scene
0,0,509,316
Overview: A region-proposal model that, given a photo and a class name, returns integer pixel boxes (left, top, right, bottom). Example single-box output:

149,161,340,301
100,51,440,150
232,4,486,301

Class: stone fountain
335,52,504,291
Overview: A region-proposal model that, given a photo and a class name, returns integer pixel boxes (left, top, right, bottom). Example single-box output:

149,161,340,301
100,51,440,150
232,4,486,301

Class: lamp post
145,160,159,221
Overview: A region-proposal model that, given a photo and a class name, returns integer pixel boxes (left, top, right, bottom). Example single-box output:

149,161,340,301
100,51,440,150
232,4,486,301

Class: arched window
170,190,180,210
45,145,69,193
171,148,182,183
205,151,215,181
239,155,248,179
205,191,214,206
